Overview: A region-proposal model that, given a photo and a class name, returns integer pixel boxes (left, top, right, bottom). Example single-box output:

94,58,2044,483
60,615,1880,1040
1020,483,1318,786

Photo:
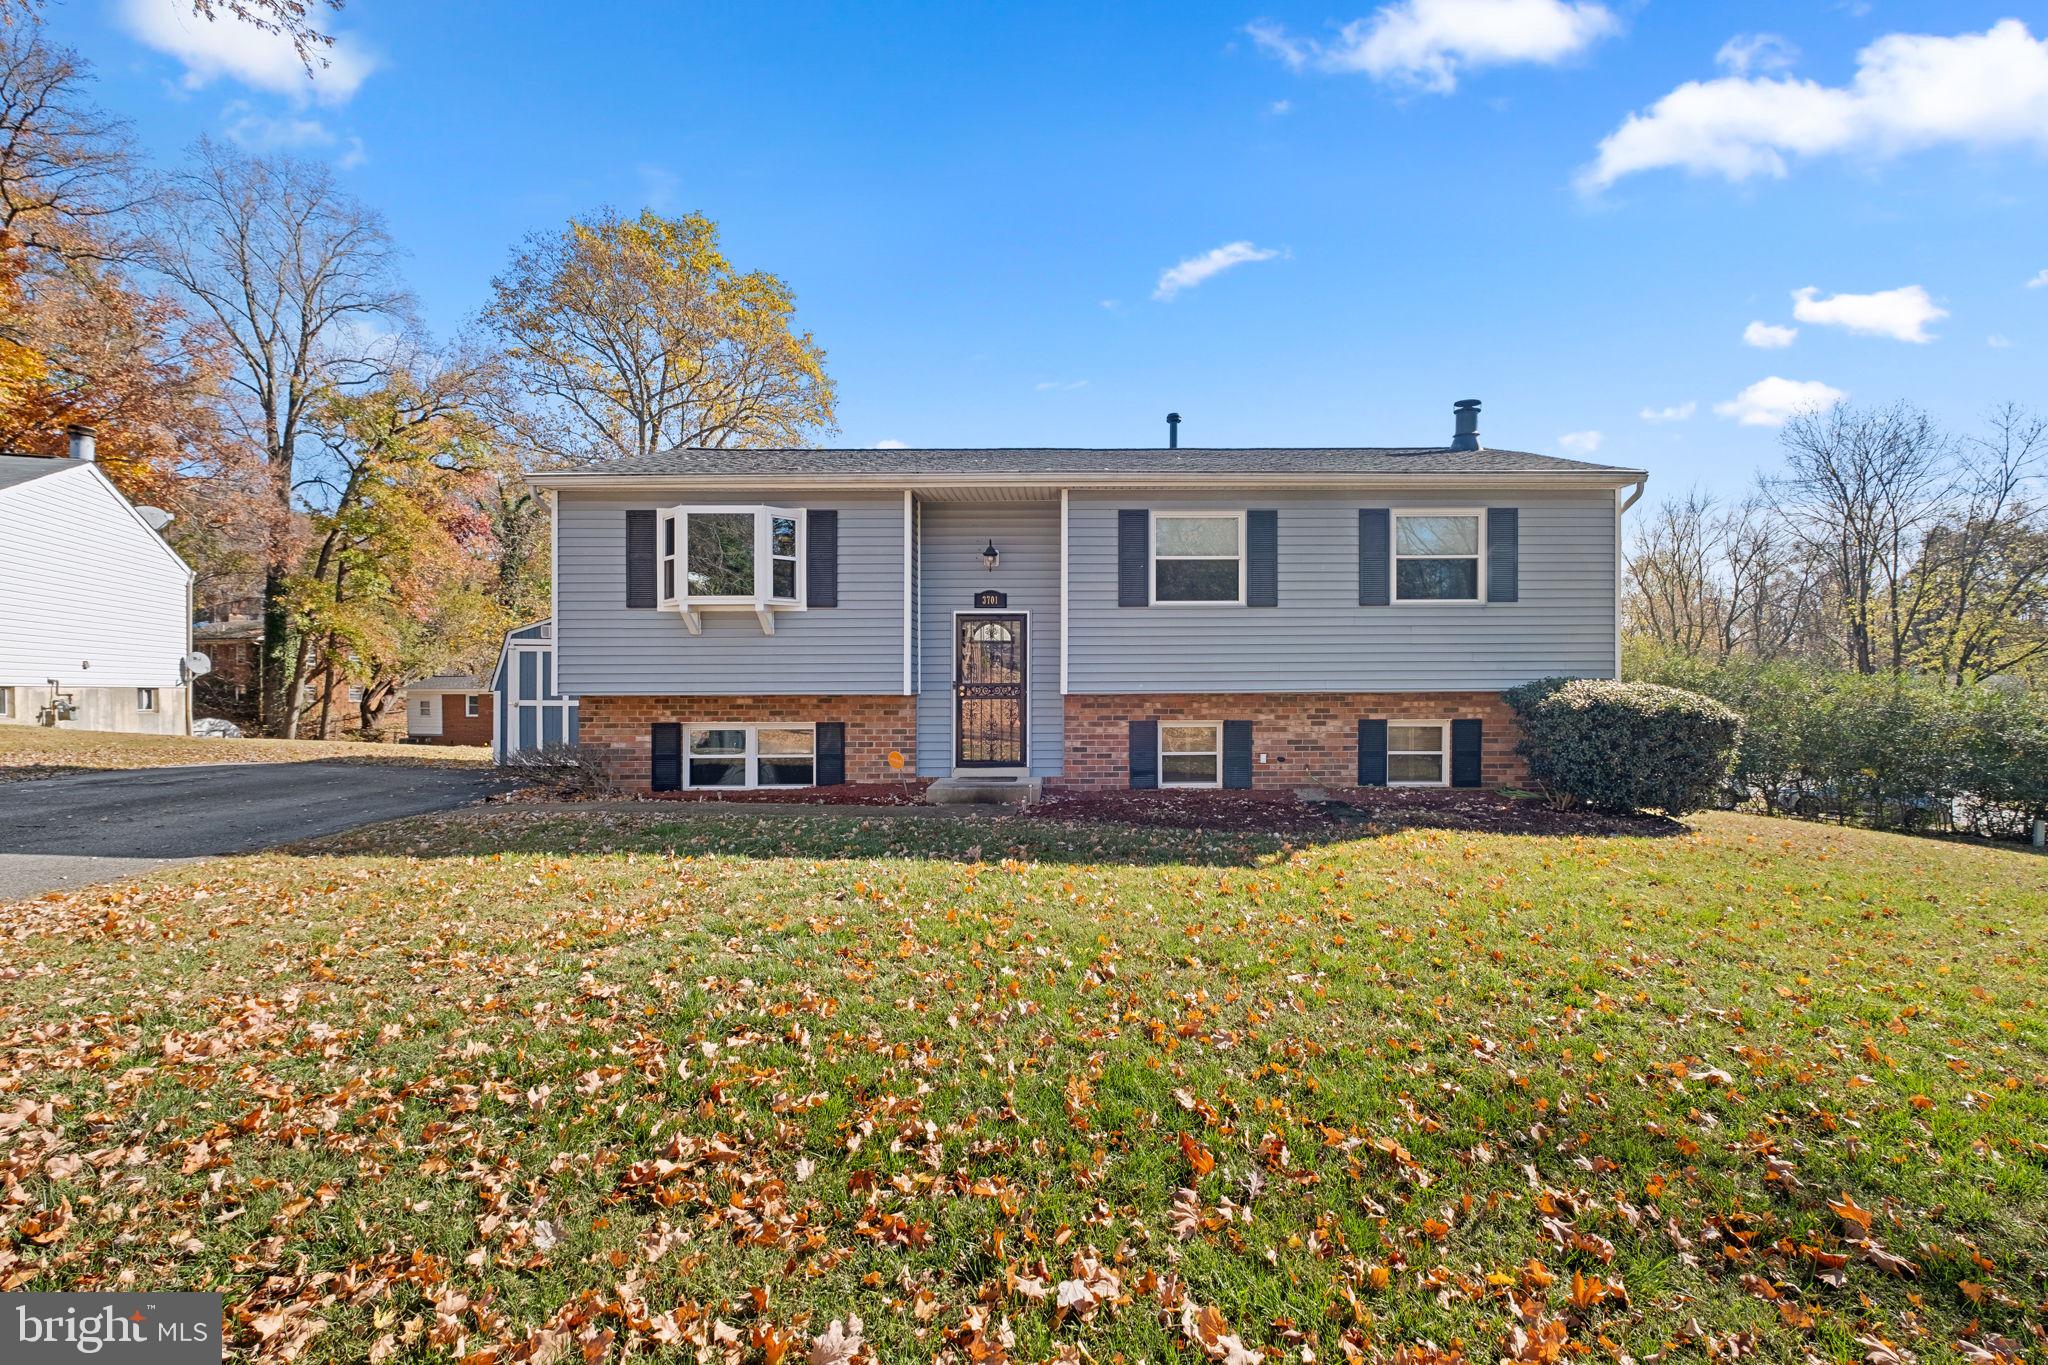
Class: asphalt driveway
0,761,508,900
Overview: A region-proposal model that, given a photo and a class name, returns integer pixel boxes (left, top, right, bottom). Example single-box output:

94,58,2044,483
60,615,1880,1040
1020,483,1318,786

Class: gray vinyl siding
916,501,1063,776
555,492,907,696
1065,488,1616,692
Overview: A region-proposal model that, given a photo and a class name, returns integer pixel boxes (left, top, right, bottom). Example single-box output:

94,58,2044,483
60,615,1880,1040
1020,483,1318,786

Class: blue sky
39,0,2048,497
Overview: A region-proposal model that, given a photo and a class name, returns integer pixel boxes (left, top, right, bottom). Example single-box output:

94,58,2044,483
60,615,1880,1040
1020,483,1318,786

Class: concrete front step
925,775,1043,806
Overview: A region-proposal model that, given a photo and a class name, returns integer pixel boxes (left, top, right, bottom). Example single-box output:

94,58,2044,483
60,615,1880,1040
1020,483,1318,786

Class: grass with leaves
0,725,490,782
2,807,2044,1365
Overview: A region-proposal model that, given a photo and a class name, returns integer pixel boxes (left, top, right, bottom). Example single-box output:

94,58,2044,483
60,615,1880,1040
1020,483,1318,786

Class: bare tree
1624,488,1825,662
1917,404,2048,683
1771,402,1953,674
0,26,138,273
149,139,412,732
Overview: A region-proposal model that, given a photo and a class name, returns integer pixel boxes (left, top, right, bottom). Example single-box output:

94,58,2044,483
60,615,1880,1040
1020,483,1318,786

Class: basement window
658,506,806,634
1387,722,1448,786
0,686,12,716
1158,722,1222,788
137,687,158,713
684,724,815,789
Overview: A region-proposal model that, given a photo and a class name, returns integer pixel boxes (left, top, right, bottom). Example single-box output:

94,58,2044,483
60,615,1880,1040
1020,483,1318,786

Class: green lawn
0,725,490,782
2,808,2043,1365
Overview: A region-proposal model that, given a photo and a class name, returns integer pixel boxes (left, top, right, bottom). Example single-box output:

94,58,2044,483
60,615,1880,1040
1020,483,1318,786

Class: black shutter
1357,718,1388,786
815,721,846,785
1128,719,1158,789
1246,510,1278,607
807,510,839,607
1486,508,1519,603
1222,720,1254,789
651,722,681,792
1451,719,1483,788
626,510,657,609
1358,509,1390,606
1118,510,1149,607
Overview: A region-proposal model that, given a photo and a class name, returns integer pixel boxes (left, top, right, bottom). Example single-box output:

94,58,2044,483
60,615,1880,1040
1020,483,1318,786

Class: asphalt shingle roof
528,446,1643,482
0,454,84,493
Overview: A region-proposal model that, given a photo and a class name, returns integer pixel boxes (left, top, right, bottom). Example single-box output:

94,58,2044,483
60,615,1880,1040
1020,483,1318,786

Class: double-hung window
1387,722,1448,786
464,695,480,718
684,723,816,789
1152,512,1243,604
1159,722,1223,788
1392,511,1483,602
658,506,805,632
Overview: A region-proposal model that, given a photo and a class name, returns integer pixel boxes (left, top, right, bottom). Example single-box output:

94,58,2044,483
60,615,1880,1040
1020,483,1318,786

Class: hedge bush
1506,677,1742,815
1629,648,2048,837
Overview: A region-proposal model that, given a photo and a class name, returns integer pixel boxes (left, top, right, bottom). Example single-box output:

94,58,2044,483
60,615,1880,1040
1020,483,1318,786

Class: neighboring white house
0,437,196,735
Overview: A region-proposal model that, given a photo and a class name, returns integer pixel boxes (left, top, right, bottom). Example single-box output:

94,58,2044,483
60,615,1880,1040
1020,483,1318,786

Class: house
403,675,494,745
522,401,1647,796
490,620,579,763
0,432,195,735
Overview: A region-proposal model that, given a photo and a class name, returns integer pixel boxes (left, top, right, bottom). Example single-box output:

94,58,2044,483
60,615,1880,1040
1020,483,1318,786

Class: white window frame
1150,510,1246,606
137,687,158,713
657,505,807,635
464,694,480,718
681,722,818,791
1386,720,1450,787
0,685,13,717
1390,509,1486,604
1158,721,1224,789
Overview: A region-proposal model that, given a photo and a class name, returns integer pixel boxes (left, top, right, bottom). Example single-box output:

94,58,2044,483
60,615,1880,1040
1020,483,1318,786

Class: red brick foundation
1057,692,1528,790
578,695,917,792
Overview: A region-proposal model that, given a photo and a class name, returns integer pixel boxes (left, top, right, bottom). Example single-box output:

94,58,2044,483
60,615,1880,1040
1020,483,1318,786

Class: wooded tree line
0,17,837,736
1624,402,2048,833
1626,401,2048,684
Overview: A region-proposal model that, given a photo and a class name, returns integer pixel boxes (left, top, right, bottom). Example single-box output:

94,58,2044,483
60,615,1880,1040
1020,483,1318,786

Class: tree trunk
261,567,292,736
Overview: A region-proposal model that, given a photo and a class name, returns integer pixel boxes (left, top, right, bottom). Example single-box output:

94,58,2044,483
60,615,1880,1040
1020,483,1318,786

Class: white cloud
1152,241,1282,301
1580,20,2048,190
222,100,334,151
1270,98,1293,115
2027,269,2048,288
1791,284,1946,342
120,0,375,105
874,439,909,449
1988,333,2013,348
1639,401,1697,423
1714,376,1847,426
1247,0,1618,95
1715,33,1798,76
1743,320,1799,348
1034,379,1089,391
1558,429,1604,454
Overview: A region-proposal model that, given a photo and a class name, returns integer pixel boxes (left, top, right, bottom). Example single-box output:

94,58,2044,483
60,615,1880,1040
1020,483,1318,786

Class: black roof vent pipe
1450,399,1482,452
1166,412,1180,449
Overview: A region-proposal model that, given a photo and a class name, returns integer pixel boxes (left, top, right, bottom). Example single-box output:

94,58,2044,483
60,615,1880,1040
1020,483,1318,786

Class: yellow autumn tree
484,208,836,462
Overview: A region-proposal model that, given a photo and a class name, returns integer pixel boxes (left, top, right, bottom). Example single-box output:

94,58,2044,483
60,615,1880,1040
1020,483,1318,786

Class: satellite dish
138,506,174,531
183,651,213,680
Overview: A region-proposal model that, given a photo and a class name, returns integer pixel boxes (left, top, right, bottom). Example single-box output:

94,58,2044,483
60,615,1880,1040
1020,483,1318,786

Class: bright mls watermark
5,1294,221,1362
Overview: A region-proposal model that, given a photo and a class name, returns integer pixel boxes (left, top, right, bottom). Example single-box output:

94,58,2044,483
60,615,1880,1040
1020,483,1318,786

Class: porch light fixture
982,540,1001,573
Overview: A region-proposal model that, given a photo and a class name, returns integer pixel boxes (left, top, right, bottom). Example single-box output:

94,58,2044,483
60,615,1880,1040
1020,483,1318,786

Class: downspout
1615,476,1646,679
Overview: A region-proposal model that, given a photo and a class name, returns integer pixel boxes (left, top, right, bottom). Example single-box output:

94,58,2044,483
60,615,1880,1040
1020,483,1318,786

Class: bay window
657,506,806,633
1392,511,1483,602
684,724,816,789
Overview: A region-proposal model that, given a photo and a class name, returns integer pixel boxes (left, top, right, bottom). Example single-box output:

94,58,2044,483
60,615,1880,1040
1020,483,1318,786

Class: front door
955,613,1026,769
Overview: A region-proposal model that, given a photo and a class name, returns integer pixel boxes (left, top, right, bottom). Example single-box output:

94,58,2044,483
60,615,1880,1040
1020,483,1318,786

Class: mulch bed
1025,786,1686,837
